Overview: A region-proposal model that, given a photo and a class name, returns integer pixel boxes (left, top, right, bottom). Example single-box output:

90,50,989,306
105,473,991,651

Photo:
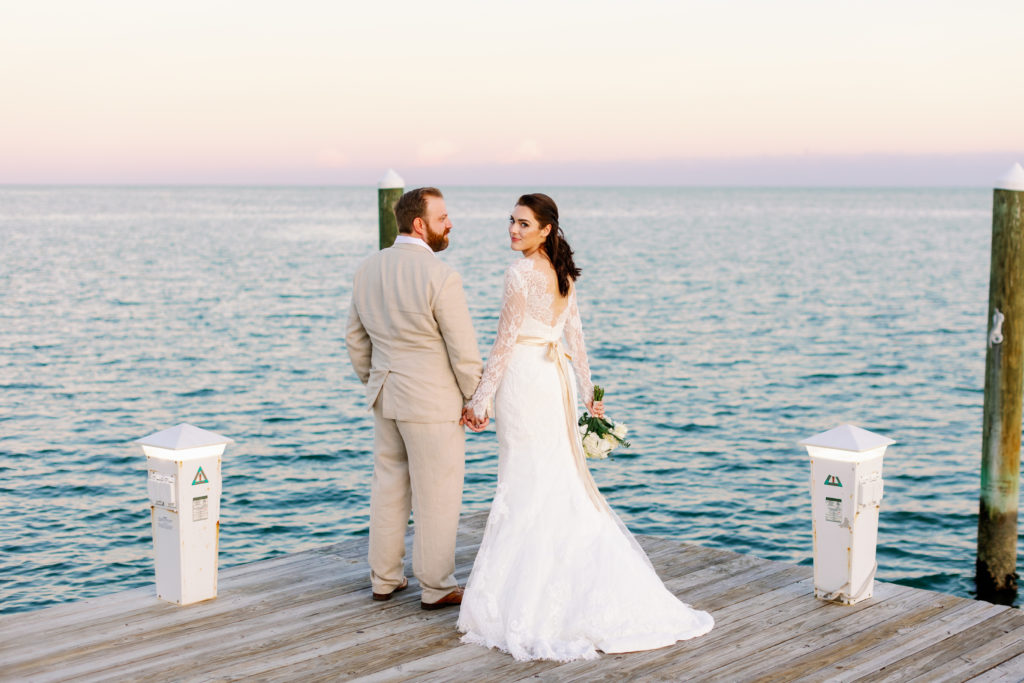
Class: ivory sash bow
516,335,610,513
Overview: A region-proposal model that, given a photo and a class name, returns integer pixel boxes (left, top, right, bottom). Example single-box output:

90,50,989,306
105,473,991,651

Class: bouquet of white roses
578,385,630,460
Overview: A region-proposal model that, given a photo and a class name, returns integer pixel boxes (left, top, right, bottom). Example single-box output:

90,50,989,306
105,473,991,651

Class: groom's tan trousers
369,401,466,602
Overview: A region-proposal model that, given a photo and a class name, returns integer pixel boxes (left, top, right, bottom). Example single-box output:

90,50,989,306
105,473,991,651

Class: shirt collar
394,234,434,253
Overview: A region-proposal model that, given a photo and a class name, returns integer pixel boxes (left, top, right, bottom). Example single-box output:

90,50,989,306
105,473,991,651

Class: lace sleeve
467,266,528,419
563,286,594,405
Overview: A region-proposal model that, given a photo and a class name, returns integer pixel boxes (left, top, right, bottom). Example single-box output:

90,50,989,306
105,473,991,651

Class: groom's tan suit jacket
345,241,482,602
346,242,482,419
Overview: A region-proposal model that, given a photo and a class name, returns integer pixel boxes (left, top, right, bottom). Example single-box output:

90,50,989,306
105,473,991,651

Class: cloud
500,139,544,164
416,139,458,166
316,148,349,168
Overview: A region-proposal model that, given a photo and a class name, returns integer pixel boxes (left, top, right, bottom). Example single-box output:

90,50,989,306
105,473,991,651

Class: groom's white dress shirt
394,234,434,253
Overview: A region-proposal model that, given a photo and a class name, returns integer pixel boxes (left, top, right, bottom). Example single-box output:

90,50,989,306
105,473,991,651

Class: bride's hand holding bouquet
579,385,630,460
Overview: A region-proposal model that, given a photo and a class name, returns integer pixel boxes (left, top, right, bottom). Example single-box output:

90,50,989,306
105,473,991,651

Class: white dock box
138,423,232,606
800,424,893,605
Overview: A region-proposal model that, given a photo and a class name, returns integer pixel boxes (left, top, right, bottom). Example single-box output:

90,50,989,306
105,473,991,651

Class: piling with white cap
138,423,233,605
977,163,1024,604
378,169,404,249
800,424,894,605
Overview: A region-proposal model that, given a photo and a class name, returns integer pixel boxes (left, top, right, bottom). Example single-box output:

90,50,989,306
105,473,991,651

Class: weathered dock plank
2,510,1023,682
856,609,1024,683
789,600,1014,683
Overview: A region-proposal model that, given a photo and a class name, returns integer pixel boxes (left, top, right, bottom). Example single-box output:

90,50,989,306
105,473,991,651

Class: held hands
586,399,605,419
461,405,490,432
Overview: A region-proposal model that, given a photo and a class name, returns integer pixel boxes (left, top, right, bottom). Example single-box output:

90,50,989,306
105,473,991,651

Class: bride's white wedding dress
458,257,714,662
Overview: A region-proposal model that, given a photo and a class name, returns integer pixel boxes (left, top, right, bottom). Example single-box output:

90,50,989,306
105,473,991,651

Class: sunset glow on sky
3,1,1023,185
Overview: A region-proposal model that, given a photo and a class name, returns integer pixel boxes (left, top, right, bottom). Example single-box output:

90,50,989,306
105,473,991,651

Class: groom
346,187,487,610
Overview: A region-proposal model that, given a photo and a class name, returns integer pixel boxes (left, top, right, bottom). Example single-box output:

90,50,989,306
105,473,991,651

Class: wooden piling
977,163,1024,604
377,169,404,250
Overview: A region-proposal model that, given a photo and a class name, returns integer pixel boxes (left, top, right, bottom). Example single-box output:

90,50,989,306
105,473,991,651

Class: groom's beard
425,225,450,252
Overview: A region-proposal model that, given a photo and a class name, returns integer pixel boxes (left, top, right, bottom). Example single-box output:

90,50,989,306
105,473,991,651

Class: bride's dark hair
516,193,581,297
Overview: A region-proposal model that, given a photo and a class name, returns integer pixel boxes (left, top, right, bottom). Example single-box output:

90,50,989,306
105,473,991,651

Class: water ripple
0,186,1004,614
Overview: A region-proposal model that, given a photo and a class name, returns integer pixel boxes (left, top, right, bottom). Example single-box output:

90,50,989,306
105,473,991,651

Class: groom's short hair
395,187,443,234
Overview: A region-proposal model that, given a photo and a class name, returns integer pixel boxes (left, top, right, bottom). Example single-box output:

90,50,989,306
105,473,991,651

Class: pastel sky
3,1,1022,185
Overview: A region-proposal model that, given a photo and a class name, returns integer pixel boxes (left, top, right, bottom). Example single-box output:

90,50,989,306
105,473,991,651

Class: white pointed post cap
799,424,894,452
996,163,1024,192
137,423,234,450
378,169,404,189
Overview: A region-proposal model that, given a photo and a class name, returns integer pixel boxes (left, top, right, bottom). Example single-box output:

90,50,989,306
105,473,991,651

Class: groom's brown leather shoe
420,587,463,611
372,577,409,602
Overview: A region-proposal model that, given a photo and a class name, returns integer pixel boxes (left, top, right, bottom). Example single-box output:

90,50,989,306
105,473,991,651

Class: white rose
612,422,628,439
583,432,606,459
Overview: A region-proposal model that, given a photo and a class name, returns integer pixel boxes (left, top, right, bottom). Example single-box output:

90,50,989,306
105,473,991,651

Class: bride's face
508,205,550,256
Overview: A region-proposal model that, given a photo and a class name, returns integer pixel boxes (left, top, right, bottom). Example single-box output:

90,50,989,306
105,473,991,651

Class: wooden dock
3,511,1024,682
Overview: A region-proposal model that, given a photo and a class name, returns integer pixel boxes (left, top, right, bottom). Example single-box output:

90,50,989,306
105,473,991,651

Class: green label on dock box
192,467,209,485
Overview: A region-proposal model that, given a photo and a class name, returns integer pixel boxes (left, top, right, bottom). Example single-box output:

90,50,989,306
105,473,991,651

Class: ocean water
0,185,1006,614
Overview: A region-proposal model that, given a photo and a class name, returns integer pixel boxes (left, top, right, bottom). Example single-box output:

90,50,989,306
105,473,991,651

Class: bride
457,193,714,662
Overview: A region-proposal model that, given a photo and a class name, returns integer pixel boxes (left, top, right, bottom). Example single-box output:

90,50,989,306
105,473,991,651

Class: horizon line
3,152,1021,187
